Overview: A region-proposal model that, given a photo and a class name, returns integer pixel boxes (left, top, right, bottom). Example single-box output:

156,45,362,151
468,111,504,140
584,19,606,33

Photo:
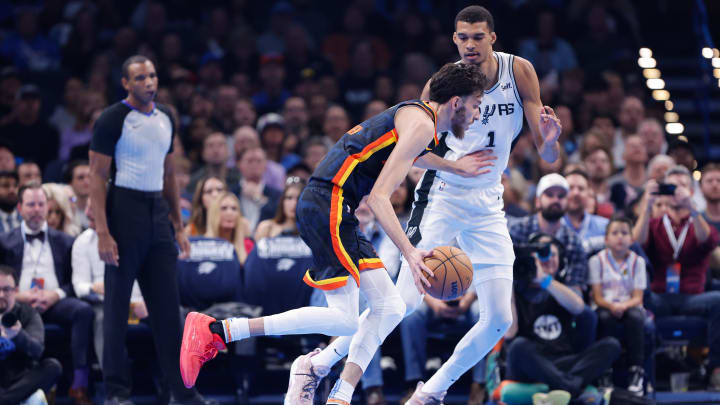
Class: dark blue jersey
311,100,438,201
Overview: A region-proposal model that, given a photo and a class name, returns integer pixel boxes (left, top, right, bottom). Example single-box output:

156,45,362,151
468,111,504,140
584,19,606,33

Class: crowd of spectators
0,0,717,404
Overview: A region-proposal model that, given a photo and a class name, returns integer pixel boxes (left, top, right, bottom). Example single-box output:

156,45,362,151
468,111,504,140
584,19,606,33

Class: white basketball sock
223,318,249,342
327,379,355,403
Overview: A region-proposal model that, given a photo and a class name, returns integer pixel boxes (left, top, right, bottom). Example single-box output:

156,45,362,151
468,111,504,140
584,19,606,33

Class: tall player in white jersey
285,6,562,404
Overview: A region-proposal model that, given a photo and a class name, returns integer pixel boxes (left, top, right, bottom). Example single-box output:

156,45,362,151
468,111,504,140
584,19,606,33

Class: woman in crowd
205,191,252,264
254,176,306,240
42,183,81,237
185,176,227,236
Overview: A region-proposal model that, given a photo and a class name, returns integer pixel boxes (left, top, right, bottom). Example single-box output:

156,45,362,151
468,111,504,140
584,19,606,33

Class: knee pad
378,293,406,337
331,308,359,336
401,288,423,317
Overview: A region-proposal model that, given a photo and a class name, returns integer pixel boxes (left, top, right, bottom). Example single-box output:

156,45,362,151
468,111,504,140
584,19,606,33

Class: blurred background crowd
0,0,719,404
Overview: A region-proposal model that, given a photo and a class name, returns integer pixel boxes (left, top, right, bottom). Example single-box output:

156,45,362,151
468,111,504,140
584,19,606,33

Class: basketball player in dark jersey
179,63,489,404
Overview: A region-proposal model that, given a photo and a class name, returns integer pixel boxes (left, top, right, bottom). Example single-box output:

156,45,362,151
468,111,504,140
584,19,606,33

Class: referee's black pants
103,186,196,400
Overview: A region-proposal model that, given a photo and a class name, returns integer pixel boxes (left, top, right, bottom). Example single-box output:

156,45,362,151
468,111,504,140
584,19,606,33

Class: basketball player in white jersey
286,6,562,404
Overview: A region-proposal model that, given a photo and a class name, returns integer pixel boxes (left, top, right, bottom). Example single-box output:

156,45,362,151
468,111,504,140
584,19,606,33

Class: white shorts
405,175,515,283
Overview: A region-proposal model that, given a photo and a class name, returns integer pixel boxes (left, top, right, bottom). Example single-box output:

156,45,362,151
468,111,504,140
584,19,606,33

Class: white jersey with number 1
405,51,523,271
441,51,525,189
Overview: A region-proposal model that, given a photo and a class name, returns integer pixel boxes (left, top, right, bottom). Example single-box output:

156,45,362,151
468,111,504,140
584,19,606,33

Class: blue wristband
540,275,553,289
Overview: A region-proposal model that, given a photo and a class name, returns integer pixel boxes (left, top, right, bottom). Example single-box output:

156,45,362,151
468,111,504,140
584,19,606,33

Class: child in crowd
589,216,647,396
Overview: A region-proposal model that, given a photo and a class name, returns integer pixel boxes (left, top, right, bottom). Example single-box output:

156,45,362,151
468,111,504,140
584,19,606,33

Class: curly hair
428,63,488,105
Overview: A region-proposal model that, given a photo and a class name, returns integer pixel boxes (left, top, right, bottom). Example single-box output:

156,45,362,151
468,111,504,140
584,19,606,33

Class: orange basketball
422,246,473,300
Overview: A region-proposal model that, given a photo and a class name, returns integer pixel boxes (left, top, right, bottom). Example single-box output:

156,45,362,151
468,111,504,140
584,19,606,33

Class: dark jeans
597,307,645,367
506,336,621,396
42,297,94,369
646,291,720,369
572,305,598,351
103,187,196,401
0,358,62,405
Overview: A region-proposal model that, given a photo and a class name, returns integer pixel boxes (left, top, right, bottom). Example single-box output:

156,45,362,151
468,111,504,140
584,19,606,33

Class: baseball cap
256,113,285,134
536,173,569,197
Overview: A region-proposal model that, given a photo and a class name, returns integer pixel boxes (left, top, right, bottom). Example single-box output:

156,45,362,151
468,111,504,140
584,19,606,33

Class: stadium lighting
652,90,670,100
638,57,656,68
703,47,714,58
643,69,661,79
694,170,702,181
715,69,720,79
715,48,720,58
646,78,665,89
713,58,720,68
639,48,652,58
664,112,679,122
666,123,684,134
665,101,674,110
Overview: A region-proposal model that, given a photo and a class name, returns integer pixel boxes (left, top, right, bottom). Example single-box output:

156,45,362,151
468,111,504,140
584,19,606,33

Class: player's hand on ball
98,231,119,266
539,106,562,144
406,247,434,294
454,150,497,178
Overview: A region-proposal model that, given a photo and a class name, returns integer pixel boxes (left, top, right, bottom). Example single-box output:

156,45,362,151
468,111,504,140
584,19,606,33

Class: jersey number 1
485,131,496,148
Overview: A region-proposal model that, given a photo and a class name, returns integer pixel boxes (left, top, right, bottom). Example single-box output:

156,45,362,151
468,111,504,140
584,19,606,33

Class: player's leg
308,176,461,379
181,280,361,389
410,201,515,397
411,273,513,399
326,268,406,404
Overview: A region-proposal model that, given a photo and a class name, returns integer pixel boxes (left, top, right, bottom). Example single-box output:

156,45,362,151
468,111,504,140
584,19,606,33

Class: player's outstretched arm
515,56,562,163
367,106,435,293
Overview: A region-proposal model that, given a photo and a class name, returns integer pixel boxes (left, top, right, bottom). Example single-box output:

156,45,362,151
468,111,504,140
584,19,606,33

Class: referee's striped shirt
90,100,175,192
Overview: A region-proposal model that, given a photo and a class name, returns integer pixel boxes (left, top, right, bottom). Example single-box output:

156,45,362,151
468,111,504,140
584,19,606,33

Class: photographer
0,265,62,405
633,165,720,390
505,237,620,399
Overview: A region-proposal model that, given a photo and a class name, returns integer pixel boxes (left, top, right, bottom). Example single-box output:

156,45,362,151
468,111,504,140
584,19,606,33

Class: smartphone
652,183,676,196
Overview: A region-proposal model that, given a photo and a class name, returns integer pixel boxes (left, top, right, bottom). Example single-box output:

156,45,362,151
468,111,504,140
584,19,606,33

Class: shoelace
197,345,218,363
300,370,322,396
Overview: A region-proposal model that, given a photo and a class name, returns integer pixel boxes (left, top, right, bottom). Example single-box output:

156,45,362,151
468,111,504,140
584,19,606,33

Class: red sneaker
180,312,226,388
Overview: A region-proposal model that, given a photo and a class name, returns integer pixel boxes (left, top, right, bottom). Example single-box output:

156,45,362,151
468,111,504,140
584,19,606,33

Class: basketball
422,246,473,300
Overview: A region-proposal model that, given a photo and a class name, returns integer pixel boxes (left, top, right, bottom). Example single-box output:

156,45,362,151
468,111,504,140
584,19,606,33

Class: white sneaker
21,389,48,405
284,349,330,405
404,381,446,405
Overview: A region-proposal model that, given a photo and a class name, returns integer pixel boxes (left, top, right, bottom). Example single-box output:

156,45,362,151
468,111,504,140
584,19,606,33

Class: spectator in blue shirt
0,9,60,72
563,170,609,255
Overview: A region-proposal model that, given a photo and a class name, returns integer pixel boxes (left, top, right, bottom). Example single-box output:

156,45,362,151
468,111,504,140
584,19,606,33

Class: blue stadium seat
176,236,243,309
241,234,314,315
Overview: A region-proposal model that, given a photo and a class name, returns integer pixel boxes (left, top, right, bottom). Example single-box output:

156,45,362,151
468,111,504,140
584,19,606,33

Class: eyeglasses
286,176,306,186
0,286,17,294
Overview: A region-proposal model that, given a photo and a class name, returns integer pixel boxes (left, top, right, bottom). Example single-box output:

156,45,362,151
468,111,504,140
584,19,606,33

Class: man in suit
231,147,280,231
0,182,94,405
0,171,20,233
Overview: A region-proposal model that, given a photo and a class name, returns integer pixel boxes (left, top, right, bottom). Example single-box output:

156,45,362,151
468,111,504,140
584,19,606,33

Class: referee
89,55,215,405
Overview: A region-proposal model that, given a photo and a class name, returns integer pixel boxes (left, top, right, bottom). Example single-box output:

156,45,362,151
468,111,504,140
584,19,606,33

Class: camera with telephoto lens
513,242,553,285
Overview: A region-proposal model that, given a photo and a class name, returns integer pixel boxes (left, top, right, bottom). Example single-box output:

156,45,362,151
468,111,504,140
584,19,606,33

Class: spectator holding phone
589,216,647,395
633,165,720,390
